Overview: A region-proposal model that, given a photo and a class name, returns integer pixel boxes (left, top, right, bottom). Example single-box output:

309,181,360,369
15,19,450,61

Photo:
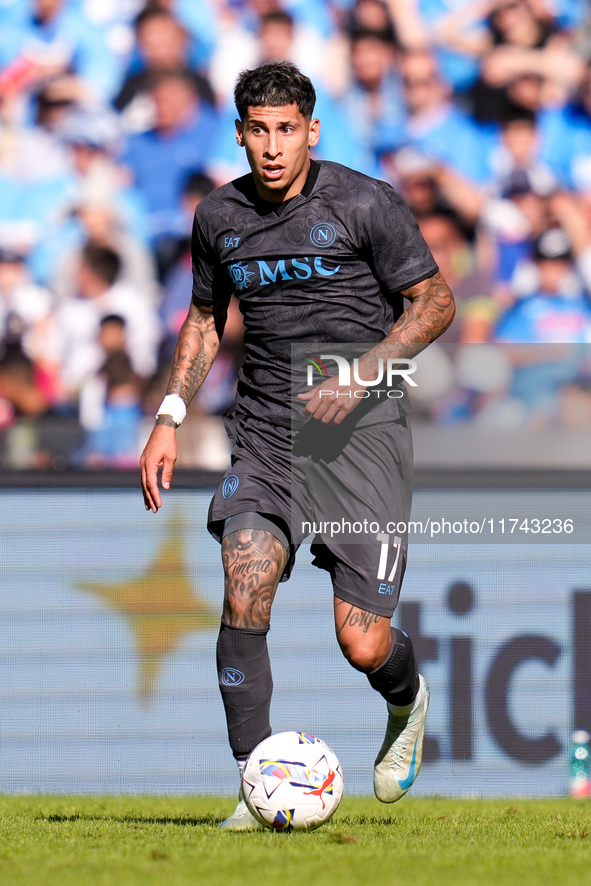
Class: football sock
217,620,273,760
367,627,419,707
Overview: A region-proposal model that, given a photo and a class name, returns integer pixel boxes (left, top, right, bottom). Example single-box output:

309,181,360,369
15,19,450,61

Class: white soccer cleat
373,674,430,803
219,785,265,831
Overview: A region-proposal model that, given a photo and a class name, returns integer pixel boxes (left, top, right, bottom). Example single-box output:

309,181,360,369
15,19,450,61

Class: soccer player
140,61,455,829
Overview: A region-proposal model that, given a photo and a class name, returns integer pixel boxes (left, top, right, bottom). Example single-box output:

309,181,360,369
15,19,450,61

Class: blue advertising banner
0,488,589,797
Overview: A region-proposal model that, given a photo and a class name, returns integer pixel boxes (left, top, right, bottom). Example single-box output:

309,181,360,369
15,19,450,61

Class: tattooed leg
334,595,393,673
217,529,288,759
334,596,418,703
222,528,288,629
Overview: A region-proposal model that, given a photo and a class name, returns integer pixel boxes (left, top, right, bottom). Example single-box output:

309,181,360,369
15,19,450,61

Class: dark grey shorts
208,413,413,617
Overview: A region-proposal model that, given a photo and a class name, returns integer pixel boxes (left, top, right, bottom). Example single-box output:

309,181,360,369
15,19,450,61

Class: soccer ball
242,731,344,831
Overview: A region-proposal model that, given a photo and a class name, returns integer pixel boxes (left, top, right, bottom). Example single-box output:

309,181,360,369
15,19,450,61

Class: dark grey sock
216,620,273,759
367,627,419,707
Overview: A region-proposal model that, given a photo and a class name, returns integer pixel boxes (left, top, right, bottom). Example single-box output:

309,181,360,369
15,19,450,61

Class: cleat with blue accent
219,785,265,831
374,674,430,803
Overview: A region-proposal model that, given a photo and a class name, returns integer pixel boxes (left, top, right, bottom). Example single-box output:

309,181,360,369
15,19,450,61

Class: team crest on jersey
310,222,336,247
228,261,254,290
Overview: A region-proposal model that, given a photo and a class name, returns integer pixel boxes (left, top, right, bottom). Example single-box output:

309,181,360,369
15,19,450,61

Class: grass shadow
37,813,220,827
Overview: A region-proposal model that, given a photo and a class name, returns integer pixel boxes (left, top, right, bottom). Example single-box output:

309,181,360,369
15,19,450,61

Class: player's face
236,104,320,203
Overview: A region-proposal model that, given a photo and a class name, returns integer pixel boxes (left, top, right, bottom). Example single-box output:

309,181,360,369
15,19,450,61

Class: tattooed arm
140,299,225,512
299,269,455,424
373,269,456,358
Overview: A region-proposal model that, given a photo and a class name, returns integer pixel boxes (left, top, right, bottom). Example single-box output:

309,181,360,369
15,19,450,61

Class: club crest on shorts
222,475,240,499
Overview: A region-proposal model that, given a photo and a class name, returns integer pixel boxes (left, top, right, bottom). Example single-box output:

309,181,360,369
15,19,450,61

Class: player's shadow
292,417,355,462
37,813,219,826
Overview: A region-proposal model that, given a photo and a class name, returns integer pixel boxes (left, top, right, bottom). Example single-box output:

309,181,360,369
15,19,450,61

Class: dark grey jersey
191,160,437,426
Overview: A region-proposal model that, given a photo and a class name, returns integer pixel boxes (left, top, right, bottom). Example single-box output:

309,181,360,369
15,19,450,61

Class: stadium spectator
114,6,215,129
346,0,397,43
1,0,591,466
48,189,158,305
0,78,82,273
50,240,160,401
121,70,219,273
341,28,404,166
0,246,53,349
384,147,484,228
159,172,216,356
548,190,591,293
24,104,149,285
397,49,497,185
539,60,591,191
0,77,72,185
418,211,497,342
0,340,84,468
494,227,591,343
0,0,121,103
0,245,58,400
78,349,144,469
0,342,49,438
77,313,136,456
141,0,217,70
464,0,585,123
481,168,550,305
489,107,556,197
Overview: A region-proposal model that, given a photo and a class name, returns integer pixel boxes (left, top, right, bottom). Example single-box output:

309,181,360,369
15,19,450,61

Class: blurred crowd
1,0,591,470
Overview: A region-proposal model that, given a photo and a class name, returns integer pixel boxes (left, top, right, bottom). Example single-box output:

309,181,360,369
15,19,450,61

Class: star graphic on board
78,514,219,704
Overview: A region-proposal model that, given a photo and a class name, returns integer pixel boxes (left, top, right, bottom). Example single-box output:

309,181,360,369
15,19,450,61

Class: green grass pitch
1,795,591,886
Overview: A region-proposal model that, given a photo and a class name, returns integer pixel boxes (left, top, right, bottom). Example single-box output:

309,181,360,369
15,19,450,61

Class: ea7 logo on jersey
224,236,241,247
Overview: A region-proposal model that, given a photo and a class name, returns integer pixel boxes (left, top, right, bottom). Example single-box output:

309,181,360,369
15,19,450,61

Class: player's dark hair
82,242,122,287
234,61,316,120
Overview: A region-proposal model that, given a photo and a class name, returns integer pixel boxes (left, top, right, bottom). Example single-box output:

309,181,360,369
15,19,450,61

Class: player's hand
140,424,178,513
297,376,366,424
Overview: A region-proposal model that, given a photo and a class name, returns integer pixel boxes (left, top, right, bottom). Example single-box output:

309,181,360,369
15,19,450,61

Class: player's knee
338,635,385,673
221,583,273,629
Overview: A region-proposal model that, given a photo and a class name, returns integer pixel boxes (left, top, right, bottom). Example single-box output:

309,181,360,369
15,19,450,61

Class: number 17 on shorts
375,533,405,602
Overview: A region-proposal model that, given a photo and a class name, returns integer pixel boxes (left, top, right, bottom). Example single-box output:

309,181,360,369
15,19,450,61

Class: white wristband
156,394,187,427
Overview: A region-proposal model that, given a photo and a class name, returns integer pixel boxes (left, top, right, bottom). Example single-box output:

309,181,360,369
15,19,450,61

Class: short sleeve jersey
191,160,437,426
